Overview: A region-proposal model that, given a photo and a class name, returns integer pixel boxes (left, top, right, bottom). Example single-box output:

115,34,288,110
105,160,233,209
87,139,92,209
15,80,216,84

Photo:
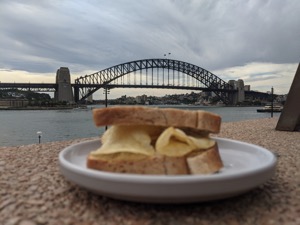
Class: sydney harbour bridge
0,58,267,105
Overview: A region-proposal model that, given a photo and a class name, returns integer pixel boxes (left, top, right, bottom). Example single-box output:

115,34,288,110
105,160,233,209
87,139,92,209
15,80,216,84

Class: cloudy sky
0,0,299,99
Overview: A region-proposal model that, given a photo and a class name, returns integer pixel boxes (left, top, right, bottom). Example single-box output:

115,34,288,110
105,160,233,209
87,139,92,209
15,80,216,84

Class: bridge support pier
228,92,236,105
55,67,74,103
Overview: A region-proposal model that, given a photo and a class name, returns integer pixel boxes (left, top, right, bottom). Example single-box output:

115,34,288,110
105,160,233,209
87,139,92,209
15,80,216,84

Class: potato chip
156,127,215,157
92,125,215,158
91,125,155,156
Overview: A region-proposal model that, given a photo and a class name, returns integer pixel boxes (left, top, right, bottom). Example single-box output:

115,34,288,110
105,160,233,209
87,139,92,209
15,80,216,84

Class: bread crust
87,144,223,175
93,106,221,133
187,144,223,174
87,154,165,174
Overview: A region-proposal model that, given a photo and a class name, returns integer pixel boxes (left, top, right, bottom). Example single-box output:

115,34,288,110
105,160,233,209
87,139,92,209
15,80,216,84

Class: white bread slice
87,144,222,175
93,106,221,134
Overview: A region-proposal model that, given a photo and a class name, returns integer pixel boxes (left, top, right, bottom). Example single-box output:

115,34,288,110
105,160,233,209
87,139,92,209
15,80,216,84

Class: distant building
0,99,29,108
125,96,136,104
136,94,147,104
244,85,250,91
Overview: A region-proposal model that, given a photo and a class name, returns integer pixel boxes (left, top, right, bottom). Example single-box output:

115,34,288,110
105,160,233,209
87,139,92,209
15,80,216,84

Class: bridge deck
0,83,57,92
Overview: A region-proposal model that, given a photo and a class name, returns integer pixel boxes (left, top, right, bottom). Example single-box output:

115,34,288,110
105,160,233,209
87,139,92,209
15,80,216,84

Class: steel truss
74,59,235,104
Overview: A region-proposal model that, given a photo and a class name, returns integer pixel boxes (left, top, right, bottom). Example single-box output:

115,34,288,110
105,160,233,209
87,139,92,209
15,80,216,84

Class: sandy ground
0,117,299,225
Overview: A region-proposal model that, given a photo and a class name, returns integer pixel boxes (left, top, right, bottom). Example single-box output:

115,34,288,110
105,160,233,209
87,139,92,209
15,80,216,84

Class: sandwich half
87,106,223,175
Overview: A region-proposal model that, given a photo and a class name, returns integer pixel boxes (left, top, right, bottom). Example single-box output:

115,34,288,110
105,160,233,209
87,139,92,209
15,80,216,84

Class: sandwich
87,106,223,175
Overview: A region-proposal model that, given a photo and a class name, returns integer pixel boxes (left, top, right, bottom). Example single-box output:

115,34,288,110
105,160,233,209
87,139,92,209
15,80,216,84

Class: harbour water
0,105,279,147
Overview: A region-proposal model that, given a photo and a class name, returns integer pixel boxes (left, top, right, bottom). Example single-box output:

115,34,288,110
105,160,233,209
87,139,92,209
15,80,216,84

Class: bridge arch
74,59,235,104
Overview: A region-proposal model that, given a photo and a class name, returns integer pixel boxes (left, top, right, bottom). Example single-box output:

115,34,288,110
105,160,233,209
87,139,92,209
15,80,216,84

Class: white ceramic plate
59,137,277,203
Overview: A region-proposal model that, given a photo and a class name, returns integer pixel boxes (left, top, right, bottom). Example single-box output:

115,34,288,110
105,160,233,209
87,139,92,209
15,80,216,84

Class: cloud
0,0,299,96
213,62,298,94
0,70,55,83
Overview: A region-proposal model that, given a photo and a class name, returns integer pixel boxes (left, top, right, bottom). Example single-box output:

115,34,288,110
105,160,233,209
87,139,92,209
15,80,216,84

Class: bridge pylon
54,67,74,102
228,79,245,104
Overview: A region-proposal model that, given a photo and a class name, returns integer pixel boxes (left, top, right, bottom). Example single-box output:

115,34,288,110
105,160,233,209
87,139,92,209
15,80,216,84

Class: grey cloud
246,74,280,82
0,0,299,76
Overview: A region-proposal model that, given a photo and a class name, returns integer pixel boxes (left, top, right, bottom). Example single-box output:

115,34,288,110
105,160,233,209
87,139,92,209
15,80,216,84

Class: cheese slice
90,125,159,156
155,127,215,157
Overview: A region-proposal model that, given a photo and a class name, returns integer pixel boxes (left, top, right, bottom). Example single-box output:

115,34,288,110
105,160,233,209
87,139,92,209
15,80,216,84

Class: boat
257,104,283,113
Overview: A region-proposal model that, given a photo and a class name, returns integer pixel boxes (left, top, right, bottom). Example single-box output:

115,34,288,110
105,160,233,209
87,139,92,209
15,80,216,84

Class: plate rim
58,137,277,202
59,137,277,183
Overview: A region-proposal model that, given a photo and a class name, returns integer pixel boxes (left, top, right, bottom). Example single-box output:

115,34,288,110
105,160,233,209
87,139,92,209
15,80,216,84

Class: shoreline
0,104,266,110
0,117,283,148
0,114,279,147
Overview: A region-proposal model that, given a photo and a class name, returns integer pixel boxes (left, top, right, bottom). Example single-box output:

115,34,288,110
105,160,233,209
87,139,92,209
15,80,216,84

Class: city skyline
1,0,299,99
